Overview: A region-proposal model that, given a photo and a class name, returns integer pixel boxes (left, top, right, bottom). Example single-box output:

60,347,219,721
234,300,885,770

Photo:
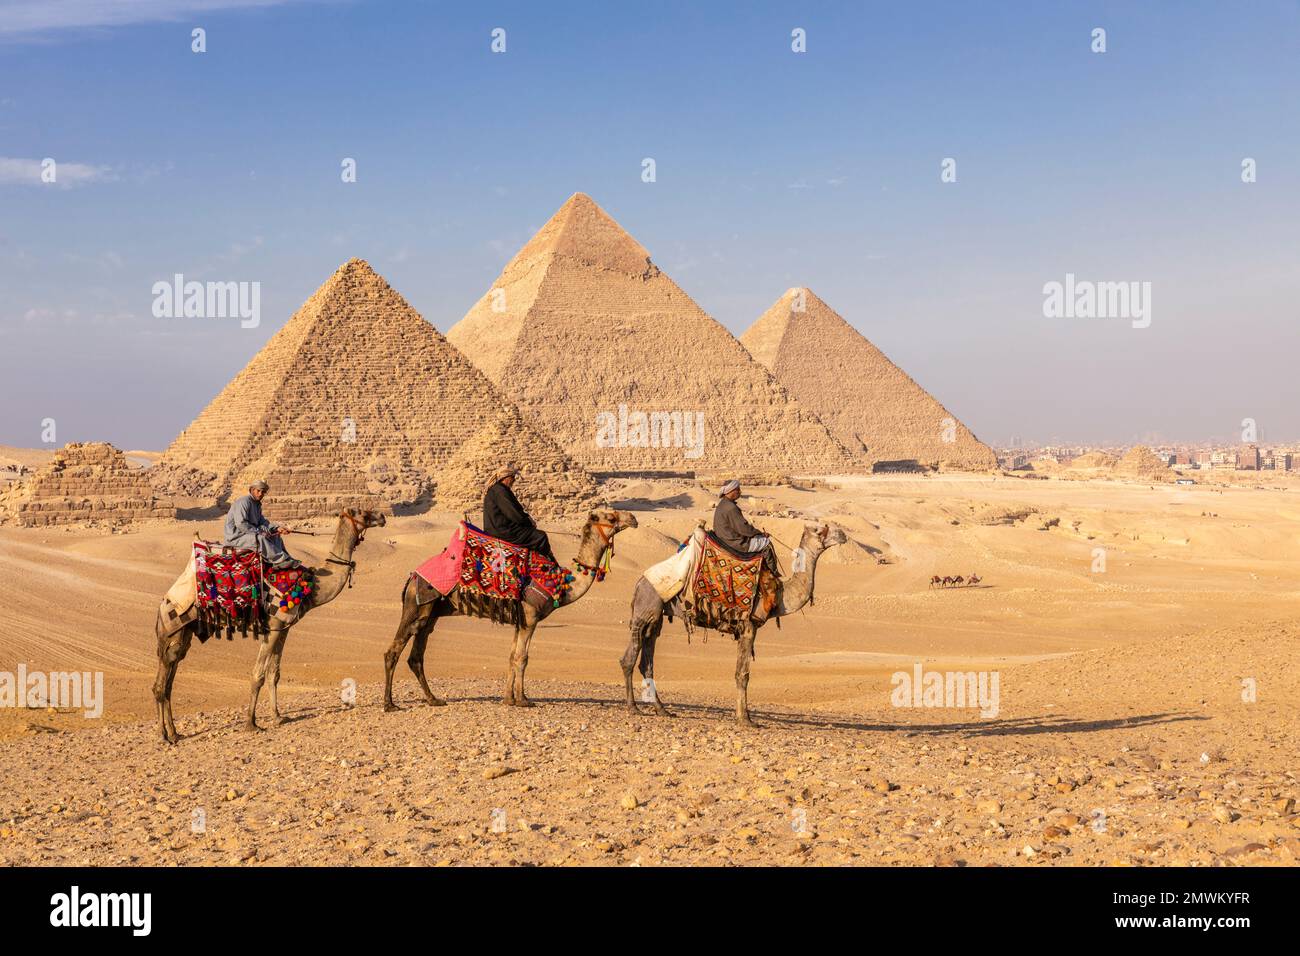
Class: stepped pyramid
742,288,996,471
446,194,852,476
0,442,175,527
154,259,595,516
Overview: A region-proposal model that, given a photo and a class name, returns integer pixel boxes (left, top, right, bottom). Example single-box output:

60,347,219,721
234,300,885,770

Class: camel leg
242,637,275,732
735,624,757,727
383,597,428,712
153,626,192,745
265,629,287,725
503,623,521,705
508,620,540,707
619,624,645,715
639,622,672,717
161,633,189,743
407,616,447,707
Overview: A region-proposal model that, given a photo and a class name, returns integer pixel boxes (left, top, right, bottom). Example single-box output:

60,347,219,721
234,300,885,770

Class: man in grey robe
712,479,769,554
222,480,299,568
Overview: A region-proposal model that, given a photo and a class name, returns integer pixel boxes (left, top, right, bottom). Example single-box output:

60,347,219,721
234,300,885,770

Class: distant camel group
929,573,982,589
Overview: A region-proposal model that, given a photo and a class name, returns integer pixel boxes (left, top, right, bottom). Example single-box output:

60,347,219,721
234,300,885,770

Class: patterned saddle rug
192,541,314,640
685,533,779,634
414,522,570,608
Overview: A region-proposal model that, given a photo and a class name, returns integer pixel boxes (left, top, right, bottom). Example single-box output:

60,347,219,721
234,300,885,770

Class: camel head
587,507,638,536
802,521,848,554
340,507,387,547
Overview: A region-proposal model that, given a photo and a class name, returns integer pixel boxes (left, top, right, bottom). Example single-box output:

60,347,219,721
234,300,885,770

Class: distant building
1238,444,1260,471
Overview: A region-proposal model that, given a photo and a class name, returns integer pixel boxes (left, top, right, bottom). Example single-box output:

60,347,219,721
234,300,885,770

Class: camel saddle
159,541,314,642
684,532,780,633
413,521,571,609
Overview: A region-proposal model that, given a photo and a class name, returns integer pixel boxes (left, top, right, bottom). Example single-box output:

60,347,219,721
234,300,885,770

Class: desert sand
2,471,1298,866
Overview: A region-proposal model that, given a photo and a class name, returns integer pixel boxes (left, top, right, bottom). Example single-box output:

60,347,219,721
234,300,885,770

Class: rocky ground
3,474,1299,866
2,635,1296,867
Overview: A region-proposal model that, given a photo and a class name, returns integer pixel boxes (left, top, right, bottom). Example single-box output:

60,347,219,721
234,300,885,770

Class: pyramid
0,442,175,527
1115,445,1169,480
154,260,595,516
445,194,852,476
742,288,997,471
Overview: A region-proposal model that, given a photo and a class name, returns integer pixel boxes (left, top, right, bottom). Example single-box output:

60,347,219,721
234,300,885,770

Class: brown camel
152,508,386,744
383,508,638,710
621,521,847,726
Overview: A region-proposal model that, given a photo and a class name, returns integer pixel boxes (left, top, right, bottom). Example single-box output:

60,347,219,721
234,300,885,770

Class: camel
951,575,965,587
621,521,847,726
967,573,982,587
383,508,638,710
928,575,943,589
152,508,386,744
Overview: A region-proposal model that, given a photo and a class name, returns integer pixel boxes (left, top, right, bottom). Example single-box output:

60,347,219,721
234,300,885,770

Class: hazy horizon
2,0,1297,452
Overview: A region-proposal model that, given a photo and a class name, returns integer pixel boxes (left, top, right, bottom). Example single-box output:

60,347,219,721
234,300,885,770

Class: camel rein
572,521,616,581
325,511,368,588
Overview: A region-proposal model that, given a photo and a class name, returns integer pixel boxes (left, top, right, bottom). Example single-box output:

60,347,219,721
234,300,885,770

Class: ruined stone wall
0,442,175,528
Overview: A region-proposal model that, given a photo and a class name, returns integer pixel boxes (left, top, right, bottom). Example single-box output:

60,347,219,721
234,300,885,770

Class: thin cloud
0,0,322,39
0,156,113,186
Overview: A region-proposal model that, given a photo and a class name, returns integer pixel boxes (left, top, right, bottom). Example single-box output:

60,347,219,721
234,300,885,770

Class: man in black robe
482,464,558,565
712,479,769,554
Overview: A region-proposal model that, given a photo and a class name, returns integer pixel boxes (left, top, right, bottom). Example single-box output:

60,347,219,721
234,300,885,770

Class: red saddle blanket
690,534,764,619
193,542,314,621
414,522,568,603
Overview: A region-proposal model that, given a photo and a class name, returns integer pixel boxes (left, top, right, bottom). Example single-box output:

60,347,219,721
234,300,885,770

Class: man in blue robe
222,480,299,568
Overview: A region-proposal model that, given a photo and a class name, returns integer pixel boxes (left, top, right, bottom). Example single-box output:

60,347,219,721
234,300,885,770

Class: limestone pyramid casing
741,288,996,471
0,442,175,527
154,259,595,516
446,194,853,477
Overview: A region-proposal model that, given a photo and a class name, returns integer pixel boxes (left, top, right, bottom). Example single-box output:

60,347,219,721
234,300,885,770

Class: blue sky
2,0,1298,450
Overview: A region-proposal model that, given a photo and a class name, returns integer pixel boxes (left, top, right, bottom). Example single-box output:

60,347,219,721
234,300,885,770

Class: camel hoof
239,721,262,733
424,697,448,707
737,717,758,729
383,702,400,713
654,707,676,718
516,697,536,708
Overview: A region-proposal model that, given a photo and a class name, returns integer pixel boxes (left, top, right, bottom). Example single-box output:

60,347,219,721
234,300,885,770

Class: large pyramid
742,288,996,471
154,259,596,517
446,194,853,476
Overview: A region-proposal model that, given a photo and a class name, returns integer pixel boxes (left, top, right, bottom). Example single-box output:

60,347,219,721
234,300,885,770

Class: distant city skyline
2,0,1297,451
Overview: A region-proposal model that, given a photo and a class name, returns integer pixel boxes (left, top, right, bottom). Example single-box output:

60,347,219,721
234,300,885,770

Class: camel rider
223,480,301,569
712,479,770,554
483,464,558,565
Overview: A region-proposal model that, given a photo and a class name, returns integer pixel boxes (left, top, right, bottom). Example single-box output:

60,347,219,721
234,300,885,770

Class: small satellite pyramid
154,259,595,516
742,288,996,471
446,194,852,476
